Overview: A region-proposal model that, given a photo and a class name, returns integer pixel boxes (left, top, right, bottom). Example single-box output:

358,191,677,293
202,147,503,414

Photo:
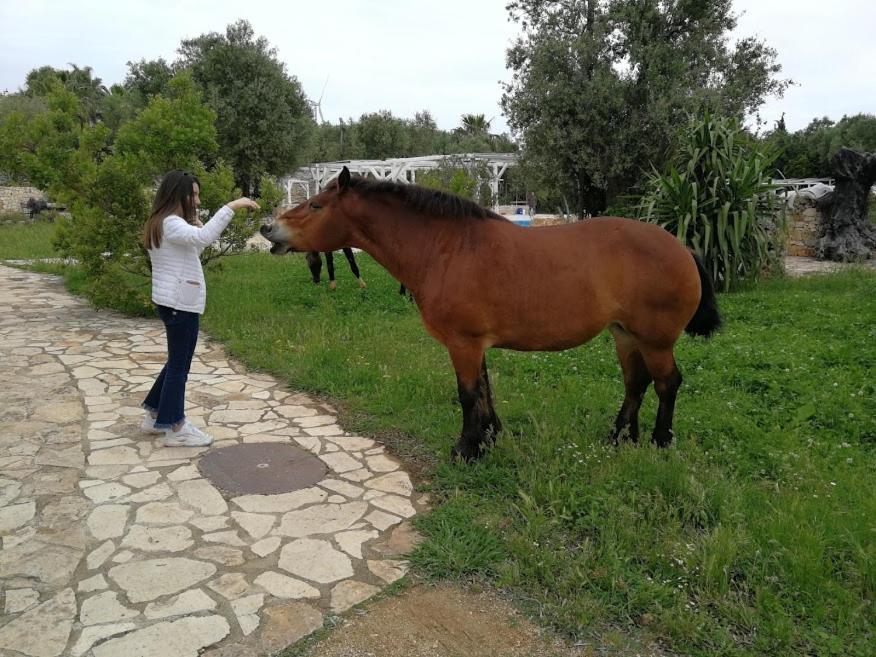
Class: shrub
639,111,783,291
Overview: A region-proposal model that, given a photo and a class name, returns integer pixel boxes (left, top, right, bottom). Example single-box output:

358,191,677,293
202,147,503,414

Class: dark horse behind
305,248,366,289
261,167,721,461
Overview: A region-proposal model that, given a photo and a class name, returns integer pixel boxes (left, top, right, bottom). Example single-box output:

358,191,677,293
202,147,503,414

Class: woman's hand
227,198,260,212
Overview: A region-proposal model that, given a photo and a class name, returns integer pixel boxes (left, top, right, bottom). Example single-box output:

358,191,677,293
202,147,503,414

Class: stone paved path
0,264,425,657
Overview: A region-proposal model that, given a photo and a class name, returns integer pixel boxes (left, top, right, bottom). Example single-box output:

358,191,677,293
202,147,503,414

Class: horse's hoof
358,279,367,289
329,281,337,290
650,430,674,448
450,443,482,463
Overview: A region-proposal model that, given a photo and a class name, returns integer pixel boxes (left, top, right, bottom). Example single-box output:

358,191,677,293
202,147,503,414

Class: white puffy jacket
149,206,234,314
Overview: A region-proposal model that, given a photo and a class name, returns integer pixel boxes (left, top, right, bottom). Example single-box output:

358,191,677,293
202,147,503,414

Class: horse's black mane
347,176,507,222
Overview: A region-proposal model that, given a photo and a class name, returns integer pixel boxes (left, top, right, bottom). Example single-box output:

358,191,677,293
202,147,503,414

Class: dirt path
292,583,668,657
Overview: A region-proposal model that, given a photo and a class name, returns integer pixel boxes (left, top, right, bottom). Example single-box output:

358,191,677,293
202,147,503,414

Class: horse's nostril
259,224,271,236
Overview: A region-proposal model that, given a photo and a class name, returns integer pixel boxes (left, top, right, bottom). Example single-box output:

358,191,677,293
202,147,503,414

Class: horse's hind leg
480,356,502,442
640,347,682,447
610,326,652,444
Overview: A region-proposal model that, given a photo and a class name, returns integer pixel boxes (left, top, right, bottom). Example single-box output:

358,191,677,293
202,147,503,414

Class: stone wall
0,186,47,213
785,199,821,257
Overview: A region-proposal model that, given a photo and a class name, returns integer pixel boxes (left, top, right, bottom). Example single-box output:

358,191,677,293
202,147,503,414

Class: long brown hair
142,170,200,250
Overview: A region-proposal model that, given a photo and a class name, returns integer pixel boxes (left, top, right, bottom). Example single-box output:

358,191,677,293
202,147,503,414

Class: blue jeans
142,305,200,429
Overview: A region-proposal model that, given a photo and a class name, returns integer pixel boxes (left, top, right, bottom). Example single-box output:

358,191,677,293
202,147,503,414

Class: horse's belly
492,323,605,352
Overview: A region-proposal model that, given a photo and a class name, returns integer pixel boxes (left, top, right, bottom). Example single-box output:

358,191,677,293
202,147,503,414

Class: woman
140,170,259,447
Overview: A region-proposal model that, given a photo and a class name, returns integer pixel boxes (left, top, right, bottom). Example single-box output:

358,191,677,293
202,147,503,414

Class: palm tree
459,113,491,135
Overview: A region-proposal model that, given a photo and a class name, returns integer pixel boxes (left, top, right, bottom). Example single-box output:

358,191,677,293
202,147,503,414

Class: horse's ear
338,166,351,191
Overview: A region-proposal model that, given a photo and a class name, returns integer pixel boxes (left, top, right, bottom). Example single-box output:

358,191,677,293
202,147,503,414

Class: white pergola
280,153,519,209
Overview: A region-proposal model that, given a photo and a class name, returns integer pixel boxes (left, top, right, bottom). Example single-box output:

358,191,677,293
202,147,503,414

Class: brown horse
260,167,721,461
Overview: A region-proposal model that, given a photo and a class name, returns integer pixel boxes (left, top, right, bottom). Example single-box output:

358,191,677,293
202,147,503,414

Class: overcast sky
1,0,873,135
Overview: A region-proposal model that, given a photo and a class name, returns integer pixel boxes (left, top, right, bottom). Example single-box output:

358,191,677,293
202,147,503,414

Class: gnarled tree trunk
816,147,876,262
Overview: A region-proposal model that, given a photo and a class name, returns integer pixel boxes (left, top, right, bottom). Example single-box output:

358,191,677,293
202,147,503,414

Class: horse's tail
685,252,722,338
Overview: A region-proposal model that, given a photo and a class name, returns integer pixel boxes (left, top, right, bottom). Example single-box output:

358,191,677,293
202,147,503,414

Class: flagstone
231,511,275,539
250,536,282,557
0,501,36,533
365,509,403,531
254,571,320,599
320,478,365,499
86,539,115,569
340,468,372,482
109,557,216,602
122,524,193,552
191,515,229,532
4,587,39,614
194,545,246,566
274,404,317,417
277,501,368,538
305,424,344,437
136,501,194,525
87,504,129,540
364,471,414,496
231,593,265,636
319,451,362,473
208,572,251,599
83,481,131,503
329,580,380,613
324,435,377,450
232,487,327,514
122,470,162,488
0,588,76,656
167,464,200,481
91,615,230,657
365,453,400,472
77,573,108,593
143,588,217,619
125,482,174,504
79,590,140,625
367,558,409,584
88,445,141,466
177,479,228,515
0,539,82,585
279,538,354,583
202,530,247,547
70,622,137,656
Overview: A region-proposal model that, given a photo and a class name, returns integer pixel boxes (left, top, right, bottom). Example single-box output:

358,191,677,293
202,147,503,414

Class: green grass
3,227,873,656
0,220,60,260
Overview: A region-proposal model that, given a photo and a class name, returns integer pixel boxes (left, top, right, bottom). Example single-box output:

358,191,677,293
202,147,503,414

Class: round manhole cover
198,443,327,495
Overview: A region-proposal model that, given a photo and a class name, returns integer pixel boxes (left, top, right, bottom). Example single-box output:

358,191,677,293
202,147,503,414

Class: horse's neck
347,201,451,293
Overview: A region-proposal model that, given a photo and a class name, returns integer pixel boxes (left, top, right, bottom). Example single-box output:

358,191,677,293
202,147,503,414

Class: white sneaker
163,421,213,447
140,413,164,435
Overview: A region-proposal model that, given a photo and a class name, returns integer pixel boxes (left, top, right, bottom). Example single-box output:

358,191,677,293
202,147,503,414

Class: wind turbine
309,76,329,124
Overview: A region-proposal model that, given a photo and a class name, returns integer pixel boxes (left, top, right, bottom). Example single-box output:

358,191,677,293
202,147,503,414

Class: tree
502,0,790,217
357,110,412,159
178,20,314,194
124,58,175,104
24,64,108,127
816,148,876,261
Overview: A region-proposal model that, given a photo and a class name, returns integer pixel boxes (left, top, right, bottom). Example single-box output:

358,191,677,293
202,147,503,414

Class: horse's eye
309,202,322,210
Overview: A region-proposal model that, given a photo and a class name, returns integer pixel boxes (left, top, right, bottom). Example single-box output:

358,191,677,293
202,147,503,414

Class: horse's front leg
446,341,497,462
305,252,322,284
